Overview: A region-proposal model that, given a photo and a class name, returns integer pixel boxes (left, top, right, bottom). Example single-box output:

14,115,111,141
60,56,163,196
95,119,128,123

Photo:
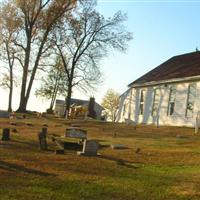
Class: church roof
129,51,200,87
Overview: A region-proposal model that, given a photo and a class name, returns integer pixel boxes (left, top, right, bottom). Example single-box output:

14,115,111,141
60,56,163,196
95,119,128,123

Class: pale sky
1,0,200,112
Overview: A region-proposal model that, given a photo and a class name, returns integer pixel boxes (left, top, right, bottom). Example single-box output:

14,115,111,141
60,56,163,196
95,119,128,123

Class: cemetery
1,114,200,199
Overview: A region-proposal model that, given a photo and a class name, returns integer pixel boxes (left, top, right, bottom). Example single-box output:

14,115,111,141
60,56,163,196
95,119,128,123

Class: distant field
0,116,200,200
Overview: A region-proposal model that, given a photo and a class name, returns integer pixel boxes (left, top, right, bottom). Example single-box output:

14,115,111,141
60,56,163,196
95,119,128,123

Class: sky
1,0,200,112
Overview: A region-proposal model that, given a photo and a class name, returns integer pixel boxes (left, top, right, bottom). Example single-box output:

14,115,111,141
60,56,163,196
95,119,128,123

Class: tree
53,1,132,117
0,0,77,113
102,89,120,122
0,2,21,112
35,56,68,112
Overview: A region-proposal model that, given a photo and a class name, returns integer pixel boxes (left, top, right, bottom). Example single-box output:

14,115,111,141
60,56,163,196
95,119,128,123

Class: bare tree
102,89,120,122
53,1,133,117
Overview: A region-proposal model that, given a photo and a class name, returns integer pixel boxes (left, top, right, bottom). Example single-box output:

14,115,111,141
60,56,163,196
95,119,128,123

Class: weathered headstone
38,127,47,150
2,128,10,141
77,140,99,156
65,128,87,139
55,149,64,154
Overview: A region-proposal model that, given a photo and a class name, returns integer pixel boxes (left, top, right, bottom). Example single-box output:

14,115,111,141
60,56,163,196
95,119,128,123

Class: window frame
167,86,176,116
123,104,126,116
185,83,197,118
139,90,145,115
152,88,160,116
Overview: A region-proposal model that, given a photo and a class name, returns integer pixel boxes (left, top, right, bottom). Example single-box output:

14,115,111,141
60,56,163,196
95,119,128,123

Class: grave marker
65,128,87,139
2,128,10,141
38,127,47,150
77,140,99,156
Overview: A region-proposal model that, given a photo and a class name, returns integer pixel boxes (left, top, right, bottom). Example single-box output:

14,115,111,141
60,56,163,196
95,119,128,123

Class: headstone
135,147,141,154
0,111,9,118
10,122,17,126
111,144,128,149
12,128,18,133
88,97,96,118
65,128,87,139
71,124,80,127
55,149,64,154
42,124,48,127
38,127,47,150
2,128,10,141
26,123,33,126
77,140,99,156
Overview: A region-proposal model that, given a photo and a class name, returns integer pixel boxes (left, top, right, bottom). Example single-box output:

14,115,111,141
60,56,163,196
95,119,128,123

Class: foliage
0,0,77,112
0,2,22,111
101,89,120,122
35,56,68,110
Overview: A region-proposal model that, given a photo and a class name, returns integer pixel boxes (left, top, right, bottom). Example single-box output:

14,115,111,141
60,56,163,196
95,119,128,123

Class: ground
0,115,200,200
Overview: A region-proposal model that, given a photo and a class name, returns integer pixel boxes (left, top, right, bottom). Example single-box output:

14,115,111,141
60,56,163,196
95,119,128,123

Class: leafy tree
0,0,77,113
0,2,21,111
102,89,120,122
35,57,68,112
53,1,132,117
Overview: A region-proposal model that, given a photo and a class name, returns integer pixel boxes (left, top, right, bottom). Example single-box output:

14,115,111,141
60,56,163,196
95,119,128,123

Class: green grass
1,118,200,199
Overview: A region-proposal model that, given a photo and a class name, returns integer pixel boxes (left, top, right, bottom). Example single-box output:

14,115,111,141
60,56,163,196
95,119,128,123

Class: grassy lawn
0,116,200,200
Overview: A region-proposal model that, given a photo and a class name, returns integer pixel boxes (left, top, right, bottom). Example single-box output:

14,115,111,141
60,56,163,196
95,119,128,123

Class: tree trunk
64,81,72,118
49,75,60,111
8,68,13,112
23,30,50,112
5,41,14,113
16,36,31,113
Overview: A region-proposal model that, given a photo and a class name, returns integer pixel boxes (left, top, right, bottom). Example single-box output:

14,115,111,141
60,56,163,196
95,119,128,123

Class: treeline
0,0,132,116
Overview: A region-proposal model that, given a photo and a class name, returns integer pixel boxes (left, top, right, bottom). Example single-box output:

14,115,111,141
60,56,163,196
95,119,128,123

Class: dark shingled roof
129,51,200,86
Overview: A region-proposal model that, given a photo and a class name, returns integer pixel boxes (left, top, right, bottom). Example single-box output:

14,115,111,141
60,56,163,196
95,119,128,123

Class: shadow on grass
0,161,55,176
99,155,140,169
12,139,38,147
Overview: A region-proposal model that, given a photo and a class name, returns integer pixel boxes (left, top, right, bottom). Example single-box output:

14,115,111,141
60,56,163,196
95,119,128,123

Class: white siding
117,81,200,127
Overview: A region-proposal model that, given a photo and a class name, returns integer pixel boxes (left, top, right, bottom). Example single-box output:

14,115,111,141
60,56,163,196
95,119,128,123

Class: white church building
116,51,200,127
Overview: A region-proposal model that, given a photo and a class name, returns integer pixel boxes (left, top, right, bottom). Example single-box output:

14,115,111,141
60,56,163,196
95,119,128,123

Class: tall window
139,90,145,115
186,83,196,117
123,104,126,116
167,86,176,116
152,89,160,116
